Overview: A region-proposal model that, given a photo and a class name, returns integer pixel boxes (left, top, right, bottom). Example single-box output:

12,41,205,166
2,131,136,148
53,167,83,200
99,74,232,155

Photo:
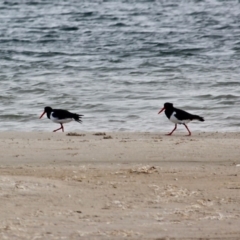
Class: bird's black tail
73,114,84,123
192,115,204,122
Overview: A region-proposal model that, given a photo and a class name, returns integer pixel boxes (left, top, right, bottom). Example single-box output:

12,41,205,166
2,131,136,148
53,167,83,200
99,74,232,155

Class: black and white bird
158,102,204,136
40,106,83,132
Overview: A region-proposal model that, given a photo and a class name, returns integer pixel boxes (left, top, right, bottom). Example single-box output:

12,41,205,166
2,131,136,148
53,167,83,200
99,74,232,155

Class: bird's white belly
170,112,191,124
50,115,73,124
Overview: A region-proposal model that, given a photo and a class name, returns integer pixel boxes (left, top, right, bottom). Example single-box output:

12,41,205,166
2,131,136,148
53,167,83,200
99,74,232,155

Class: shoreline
0,132,240,239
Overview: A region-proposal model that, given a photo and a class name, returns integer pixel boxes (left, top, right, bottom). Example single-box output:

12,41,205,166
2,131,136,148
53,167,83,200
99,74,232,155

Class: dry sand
0,131,240,240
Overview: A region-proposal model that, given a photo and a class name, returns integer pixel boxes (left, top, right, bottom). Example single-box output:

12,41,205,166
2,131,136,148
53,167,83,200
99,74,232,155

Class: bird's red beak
39,111,46,119
158,107,165,114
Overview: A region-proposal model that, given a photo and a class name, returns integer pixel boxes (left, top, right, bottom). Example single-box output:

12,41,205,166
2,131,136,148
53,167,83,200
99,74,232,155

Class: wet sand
0,131,240,239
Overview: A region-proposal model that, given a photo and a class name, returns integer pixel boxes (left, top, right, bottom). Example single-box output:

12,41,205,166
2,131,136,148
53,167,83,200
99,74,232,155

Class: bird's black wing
174,108,194,121
52,109,84,123
52,109,72,119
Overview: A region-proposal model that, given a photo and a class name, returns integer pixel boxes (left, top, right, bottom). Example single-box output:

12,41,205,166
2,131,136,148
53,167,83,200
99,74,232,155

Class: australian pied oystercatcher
158,102,204,136
40,106,83,132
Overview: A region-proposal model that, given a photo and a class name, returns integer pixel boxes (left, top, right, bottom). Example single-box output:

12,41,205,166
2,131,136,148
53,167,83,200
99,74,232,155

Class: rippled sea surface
0,0,240,132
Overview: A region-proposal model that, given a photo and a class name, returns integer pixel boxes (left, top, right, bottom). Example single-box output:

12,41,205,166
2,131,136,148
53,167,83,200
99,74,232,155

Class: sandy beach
0,131,240,240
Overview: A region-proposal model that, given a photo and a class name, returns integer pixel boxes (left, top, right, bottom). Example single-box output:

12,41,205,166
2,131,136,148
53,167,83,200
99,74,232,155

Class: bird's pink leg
53,124,64,132
183,124,191,136
166,124,177,136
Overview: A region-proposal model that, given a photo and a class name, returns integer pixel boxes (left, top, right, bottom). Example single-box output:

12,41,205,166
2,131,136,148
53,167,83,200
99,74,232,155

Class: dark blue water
0,0,240,132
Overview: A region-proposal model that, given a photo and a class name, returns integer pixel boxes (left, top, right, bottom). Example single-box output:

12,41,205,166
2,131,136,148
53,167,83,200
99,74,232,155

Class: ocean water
0,0,240,132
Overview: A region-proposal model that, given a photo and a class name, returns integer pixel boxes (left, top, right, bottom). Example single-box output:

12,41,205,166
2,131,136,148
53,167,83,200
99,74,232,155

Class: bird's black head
163,102,174,109
44,106,53,113
158,102,174,114
40,106,53,119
